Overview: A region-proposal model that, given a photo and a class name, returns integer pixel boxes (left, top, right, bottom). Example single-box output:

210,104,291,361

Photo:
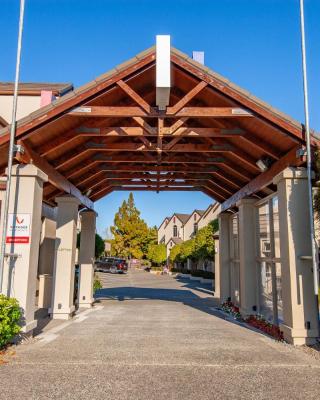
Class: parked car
94,257,128,274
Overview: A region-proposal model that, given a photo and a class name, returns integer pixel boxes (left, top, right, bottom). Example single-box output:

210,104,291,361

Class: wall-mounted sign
6,213,31,244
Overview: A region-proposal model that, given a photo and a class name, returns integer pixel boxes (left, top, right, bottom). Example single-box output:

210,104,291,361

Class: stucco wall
198,204,220,230
0,95,41,123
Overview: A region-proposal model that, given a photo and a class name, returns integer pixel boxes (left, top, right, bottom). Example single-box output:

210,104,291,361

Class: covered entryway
0,37,319,345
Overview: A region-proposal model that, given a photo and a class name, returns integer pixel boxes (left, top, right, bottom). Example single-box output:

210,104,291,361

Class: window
193,223,198,235
160,236,165,244
230,214,240,305
257,196,282,325
194,213,197,221
173,225,178,237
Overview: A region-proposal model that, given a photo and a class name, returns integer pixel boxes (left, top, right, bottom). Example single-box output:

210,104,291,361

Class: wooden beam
132,117,156,135
167,118,188,134
78,173,217,190
65,161,220,180
110,186,200,191
233,134,280,160
69,106,253,118
201,186,226,202
117,80,152,113
221,146,304,211
20,140,94,209
0,52,156,146
168,81,207,114
90,186,113,201
105,180,208,187
171,53,306,142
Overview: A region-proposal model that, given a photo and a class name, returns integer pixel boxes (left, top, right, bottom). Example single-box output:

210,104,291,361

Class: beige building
159,204,220,262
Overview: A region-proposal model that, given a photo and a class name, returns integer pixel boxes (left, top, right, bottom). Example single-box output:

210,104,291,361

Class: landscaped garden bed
219,300,284,341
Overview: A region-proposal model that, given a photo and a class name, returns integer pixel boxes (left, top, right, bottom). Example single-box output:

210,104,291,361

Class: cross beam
69,106,253,118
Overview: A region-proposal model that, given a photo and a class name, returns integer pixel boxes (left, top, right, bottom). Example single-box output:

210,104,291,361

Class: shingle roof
0,82,73,96
167,237,183,246
195,209,205,216
175,213,191,225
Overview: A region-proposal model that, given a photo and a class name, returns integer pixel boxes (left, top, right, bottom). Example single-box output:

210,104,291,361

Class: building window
193,223,198,235
257,196,283,325
173,225,178,237
194,214,197,221
160,236,165,244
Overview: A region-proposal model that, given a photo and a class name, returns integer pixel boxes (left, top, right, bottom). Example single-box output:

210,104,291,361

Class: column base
280,323,319,346
49,305,75,320
78,299,94,309
21,319,37,334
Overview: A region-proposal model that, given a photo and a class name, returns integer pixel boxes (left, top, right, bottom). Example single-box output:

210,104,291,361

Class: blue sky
1,0,320,235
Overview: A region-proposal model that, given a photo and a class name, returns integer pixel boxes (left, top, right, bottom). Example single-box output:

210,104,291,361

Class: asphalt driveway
1,268,319,400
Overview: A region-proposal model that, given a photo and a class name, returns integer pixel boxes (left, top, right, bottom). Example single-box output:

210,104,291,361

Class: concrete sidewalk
1,268,319,399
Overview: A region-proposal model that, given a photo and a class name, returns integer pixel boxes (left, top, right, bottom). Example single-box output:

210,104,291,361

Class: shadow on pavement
96,285,221,319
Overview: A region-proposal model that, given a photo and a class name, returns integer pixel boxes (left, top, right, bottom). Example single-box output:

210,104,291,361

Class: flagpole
299,0,319,300
0,0,26,293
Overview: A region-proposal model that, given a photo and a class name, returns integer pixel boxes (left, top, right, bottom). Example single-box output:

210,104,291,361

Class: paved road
1,268,320,399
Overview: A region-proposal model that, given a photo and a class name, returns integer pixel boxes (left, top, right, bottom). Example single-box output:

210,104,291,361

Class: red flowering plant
245,314,284,341
220,300,243,321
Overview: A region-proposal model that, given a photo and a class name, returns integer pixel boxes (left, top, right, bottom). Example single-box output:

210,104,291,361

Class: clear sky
1,0,320,235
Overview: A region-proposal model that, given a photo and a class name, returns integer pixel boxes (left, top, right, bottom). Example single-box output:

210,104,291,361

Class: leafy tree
95,233,105,258
179,239,196,262
148,243,167,266
169,243,182,264
209,218,219,234
110,193,156,259
193,225,215,260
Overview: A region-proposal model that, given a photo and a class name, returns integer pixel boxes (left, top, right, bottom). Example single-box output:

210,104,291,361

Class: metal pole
0,0,26,293
299,0,319,298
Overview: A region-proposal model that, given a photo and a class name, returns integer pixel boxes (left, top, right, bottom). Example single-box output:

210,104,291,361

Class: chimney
192,51,205,65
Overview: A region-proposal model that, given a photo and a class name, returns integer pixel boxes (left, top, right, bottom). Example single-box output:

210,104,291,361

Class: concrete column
78,210,97,308
274,167,319,345
37,205,56,311
237,198,257,315
1,164,47,333
50,195,80,320
213,233,220,297
217,212,232,303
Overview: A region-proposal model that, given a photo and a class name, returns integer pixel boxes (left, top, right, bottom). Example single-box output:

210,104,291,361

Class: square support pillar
78,210,97,308
216,212,232,303
237,198,257,316
213,234,220,297
50,195,80,320
1,164,47,333
37,206,56,311
274,167,319,345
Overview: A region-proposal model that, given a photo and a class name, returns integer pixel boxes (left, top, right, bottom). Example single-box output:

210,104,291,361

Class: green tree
169,243,182,264
193,225,215,260
148,243,167,266
179,239,196,262
95,233,105,258
110,193,156,259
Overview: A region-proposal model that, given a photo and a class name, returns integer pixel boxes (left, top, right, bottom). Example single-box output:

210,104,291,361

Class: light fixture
85,189,92,196
256,157,272,172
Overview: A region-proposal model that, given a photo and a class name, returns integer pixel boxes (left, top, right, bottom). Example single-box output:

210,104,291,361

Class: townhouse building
158,203,220,263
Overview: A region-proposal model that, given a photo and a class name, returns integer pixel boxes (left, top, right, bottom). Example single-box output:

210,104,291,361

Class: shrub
148,243,166,266
93,275,102,293
0,295,21,349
